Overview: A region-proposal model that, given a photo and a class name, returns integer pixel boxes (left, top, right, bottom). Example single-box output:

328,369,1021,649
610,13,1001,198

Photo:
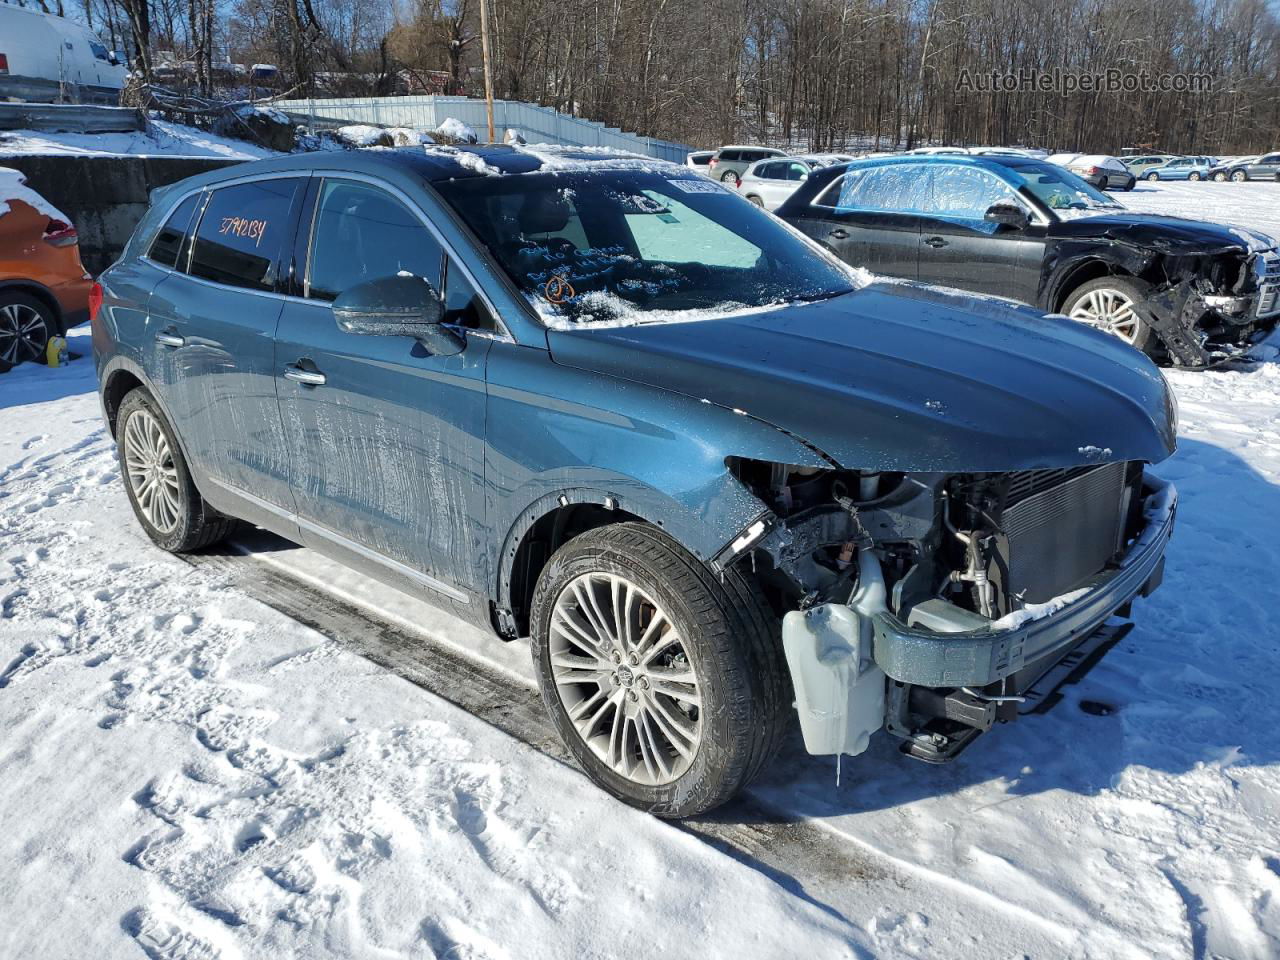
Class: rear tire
1146,171,1160,181
1212,171,1227,182
1232,170,1248,182
747,194,764,206
1062,276,1155,355
720,170,740,186
0,291,54,373
115,388,238,553
530,522,790,818
1189,172,1202,182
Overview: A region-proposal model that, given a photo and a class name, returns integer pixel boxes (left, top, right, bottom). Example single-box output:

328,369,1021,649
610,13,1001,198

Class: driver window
925,165,1021,221
306,179,443,302
624,190,761,268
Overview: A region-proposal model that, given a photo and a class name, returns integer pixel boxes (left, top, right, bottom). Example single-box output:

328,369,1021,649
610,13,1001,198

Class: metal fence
273,95,693,163
0,102,146,134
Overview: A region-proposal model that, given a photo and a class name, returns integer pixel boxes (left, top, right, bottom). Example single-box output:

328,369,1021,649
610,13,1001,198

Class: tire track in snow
180,546,893,935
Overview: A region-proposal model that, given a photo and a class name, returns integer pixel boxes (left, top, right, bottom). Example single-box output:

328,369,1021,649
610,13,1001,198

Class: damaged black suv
780,154,1280,366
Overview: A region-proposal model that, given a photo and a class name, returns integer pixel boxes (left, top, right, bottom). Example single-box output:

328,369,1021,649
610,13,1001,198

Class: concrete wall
0,154,243,274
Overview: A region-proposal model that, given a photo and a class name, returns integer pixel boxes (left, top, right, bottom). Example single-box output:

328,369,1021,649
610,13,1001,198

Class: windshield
1007,163,1122,215
434,170,855,326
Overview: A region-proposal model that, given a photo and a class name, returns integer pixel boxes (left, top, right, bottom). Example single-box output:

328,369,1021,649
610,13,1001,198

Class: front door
146,176,305,515
915,163,1046,304
274,177,492,606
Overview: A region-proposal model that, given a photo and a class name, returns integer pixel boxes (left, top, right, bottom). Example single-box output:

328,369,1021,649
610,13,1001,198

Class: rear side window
719,150,740,162
148,193,202,269
188,178,301,291
816,164,932,213
305,179,443,302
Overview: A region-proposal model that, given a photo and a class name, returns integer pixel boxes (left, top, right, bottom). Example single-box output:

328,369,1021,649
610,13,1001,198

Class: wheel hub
548,572,702,785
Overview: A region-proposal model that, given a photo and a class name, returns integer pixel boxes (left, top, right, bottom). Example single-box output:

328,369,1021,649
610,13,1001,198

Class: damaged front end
719,458,1176,763
1055,230,1280,367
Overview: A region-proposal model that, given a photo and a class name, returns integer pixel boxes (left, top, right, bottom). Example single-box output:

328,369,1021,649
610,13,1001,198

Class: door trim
204,475,472,604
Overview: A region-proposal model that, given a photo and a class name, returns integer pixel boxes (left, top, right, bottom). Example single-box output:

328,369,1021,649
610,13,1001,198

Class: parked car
1212,152,1280,182
1047,154,1136,191
0,4,126,104
777,154,1280,366
684,150,715,174
1208,156,1256,181
1141,158,1212,182
737,154,851,210
707,145,786,185
1122,154,1178,177
1,167,91,372
95,148,1178,817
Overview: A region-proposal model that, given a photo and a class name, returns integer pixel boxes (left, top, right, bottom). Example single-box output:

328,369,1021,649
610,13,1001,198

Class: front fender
486,343,829,607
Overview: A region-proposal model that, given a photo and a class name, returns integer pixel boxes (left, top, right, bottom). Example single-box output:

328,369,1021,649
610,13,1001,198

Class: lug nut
610,672,619,686
611,650,622,664
627,691,638,702
638,677,649,690
627,653,639,666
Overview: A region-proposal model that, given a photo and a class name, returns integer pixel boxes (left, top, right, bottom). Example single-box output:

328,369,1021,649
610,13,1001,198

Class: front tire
116,388,237,553
0,291,54,373
530,522,789,818
1212,171,1227,182
1146,171,1160,181
1062,276,1154,354
746,194,764,206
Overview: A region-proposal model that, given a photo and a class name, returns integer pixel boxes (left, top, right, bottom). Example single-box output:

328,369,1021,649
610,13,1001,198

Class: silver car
737,155,852,210
708,145,787,185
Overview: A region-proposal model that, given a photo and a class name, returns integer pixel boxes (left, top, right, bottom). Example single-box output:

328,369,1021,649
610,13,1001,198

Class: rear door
804,162,931,278
146,175,305,519
274,175,493,605
916,163,1045,302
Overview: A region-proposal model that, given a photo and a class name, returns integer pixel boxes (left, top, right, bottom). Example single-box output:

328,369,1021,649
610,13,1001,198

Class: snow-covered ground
0,118,277,160
3,181,1280,959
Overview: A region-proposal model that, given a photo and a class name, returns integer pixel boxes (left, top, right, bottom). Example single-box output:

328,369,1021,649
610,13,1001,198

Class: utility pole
478,0,496,142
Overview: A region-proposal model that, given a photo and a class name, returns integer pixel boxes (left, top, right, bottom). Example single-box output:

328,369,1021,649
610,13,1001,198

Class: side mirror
332,274,464,355
984,203,1029,231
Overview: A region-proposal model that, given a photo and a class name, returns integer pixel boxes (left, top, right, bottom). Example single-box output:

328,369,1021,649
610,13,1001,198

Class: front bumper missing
871,475,1175,688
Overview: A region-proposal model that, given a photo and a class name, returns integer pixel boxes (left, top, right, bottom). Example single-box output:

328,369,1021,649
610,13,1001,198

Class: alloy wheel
123,409,182,533
1068,288,1142,344
548,572,701,785
1232,171,1247,182
0,302,49,367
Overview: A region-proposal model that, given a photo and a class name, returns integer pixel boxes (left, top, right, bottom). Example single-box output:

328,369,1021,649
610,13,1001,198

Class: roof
837,153,1050,174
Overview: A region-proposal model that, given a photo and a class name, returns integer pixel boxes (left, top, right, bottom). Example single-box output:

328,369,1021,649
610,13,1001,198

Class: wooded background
8,0,1280,154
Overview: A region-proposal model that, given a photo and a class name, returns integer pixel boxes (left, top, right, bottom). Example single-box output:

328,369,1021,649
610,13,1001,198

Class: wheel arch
1052,258,1138,311
0,279,64,333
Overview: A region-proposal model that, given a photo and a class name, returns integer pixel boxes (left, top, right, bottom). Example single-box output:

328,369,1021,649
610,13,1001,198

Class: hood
1049,213,1276,254
547,281,1176,473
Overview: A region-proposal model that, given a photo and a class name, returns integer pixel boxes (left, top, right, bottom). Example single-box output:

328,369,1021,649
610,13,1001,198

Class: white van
0,5,127,104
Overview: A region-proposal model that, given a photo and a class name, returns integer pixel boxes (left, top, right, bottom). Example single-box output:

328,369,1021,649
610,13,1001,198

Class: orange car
0,166,92,372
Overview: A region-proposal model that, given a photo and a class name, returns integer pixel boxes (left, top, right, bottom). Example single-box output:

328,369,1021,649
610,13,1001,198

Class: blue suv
94,148,1177,816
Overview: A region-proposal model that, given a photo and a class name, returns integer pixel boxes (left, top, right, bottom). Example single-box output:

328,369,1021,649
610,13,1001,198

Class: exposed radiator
1001,461,1128,604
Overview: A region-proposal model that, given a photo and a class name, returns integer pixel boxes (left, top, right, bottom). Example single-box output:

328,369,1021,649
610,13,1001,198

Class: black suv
779,154,1280,366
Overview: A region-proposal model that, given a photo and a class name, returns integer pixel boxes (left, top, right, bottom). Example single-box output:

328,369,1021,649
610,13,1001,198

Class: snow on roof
0,169,72,222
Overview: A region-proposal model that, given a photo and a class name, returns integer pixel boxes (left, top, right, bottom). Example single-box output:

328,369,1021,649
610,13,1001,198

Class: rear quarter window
188,178,302,292
719,150,740,162
147,193,202,269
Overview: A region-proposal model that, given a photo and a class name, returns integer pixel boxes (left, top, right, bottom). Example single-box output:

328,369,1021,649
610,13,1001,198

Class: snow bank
434,117,478,143
0,118,278,159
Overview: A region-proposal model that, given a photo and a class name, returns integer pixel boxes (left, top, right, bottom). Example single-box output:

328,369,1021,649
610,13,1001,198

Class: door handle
828,228,850,240
283,364,326,386
154,331,185,348
923,236,949,248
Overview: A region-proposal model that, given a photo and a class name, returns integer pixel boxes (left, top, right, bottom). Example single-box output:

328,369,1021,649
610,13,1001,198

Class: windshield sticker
218,215,269,248
668,179,727,195
544,275,575,303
